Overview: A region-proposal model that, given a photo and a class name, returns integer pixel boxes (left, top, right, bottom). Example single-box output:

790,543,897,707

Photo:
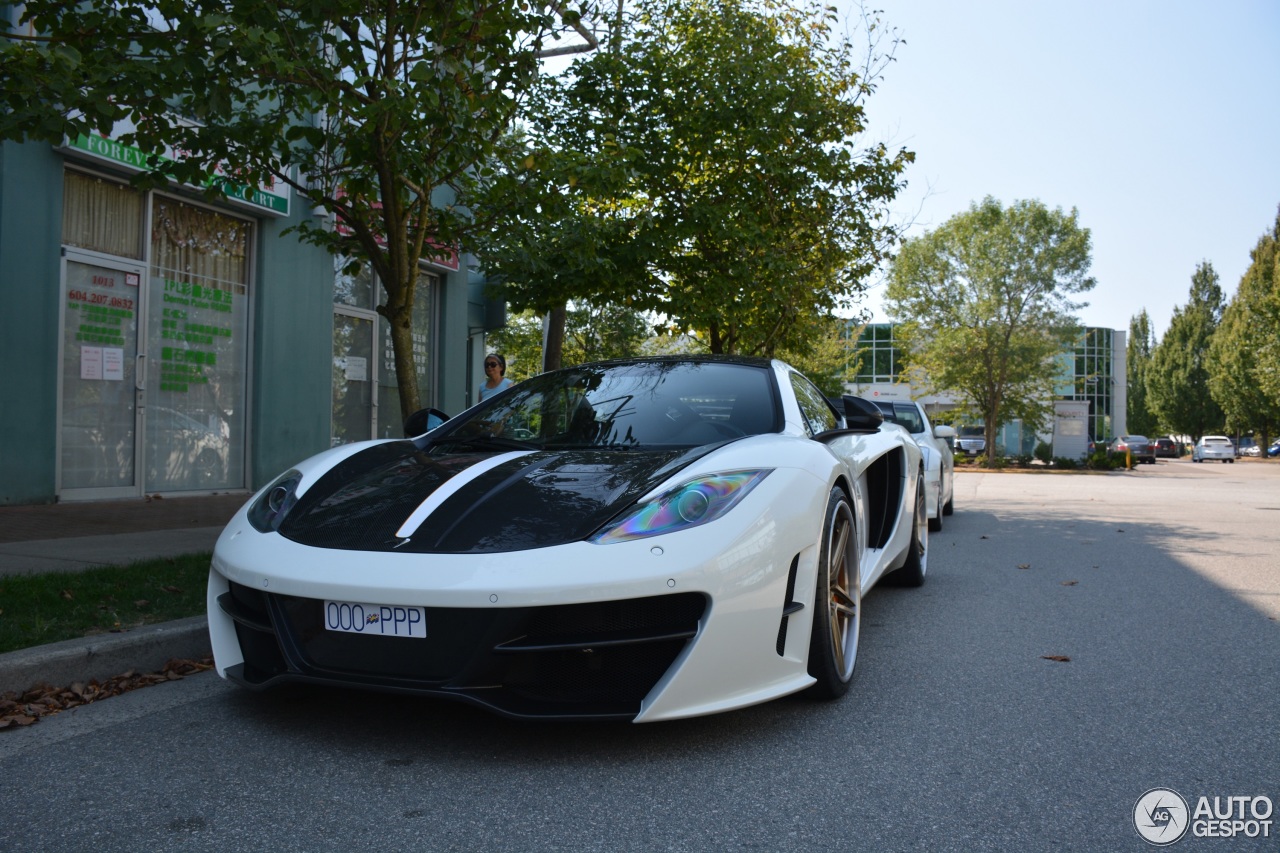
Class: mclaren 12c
207,356,929,722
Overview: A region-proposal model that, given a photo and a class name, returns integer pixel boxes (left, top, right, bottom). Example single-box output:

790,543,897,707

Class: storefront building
0,133,499,506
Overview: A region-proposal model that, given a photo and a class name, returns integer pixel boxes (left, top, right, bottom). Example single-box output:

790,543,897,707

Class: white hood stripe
394,451,536,540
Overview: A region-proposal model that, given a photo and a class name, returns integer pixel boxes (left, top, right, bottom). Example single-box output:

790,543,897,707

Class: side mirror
933,425,956,439
403,407,450,438
839,395,885,433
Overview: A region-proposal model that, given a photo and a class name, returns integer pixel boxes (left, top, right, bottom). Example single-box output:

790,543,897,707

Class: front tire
894,474,929,587
806,488,859,699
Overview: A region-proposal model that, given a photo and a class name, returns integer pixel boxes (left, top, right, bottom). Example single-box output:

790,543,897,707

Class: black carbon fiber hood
277,441,704,554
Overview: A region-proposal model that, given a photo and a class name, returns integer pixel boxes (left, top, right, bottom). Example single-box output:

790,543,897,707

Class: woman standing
478,353,513,401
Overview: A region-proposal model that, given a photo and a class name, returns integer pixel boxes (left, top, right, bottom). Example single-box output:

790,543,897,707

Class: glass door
58,252,147,499
145,196,251,492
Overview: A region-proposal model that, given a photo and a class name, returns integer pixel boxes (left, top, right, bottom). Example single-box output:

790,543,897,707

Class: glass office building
846,322,1127,451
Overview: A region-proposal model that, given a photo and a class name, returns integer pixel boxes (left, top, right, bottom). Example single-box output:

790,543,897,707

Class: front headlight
246,469,303,533
590,469,772,545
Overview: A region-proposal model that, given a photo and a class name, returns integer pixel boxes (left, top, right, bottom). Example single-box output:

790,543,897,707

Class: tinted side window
789,372,838,436
893,403,925,434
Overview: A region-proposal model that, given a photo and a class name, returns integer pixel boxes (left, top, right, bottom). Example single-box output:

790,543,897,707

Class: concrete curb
0,616,212,696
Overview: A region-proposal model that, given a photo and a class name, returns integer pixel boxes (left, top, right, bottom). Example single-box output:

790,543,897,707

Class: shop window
145,196,251,491
332,259,437,441
62,171,144,259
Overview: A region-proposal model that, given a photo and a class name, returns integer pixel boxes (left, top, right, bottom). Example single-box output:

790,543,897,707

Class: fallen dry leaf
0,715,37,729
161,585,183,594
134,599,150,608
0,657,213,730
1061,580,1079,586
1041,655,1071,663
1017,564,1031,570
59,589,74,601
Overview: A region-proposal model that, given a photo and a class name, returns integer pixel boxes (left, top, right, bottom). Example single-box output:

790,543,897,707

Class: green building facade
0,132,499,506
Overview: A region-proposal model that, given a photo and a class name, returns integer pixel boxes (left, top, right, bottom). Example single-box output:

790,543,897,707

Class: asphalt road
2,459,1278,852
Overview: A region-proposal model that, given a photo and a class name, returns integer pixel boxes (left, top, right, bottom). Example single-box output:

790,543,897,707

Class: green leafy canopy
885,197,1094,461
466,0,912,359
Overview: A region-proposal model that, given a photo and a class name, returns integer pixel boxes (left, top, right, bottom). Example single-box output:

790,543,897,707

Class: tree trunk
542,304,567,372
378,268,421,432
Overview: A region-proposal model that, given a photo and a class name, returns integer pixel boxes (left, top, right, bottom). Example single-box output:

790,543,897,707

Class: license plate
324,600,427,638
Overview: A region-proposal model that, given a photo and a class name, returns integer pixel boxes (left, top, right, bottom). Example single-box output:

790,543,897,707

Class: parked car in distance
954,426,986,456
1270,439,1280,458
1153,437,1178,458
1236,437,1258,457
1192,435,1236,463
1108,434,1156,464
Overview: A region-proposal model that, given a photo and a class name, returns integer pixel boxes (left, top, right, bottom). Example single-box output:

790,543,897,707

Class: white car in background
1192,435,1236,463
863,398,955,532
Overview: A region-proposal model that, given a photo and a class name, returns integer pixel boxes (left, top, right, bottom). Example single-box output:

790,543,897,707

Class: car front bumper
207,466,831,722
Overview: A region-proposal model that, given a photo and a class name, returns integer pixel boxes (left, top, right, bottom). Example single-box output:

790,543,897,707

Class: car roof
572,354,774,370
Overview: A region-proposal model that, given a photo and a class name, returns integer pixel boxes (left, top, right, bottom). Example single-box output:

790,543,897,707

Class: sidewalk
0,493,247,694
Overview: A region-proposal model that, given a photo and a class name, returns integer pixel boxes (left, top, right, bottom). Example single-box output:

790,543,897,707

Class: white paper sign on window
102,347,125,381
81,346,103,380
345,356,368,382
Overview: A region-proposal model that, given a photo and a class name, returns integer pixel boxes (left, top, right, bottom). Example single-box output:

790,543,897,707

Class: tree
1147,262,1225,442
1,0,595,423
563,301,652,365
777,314,861,397
1253,212,1280,408
467,0,912,361
488,303,652,381
1126,310,1160,436
885,197,1095,464
1207,209,1280,450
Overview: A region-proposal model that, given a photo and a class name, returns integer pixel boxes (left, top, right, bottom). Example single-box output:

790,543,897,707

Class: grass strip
0,553,210,655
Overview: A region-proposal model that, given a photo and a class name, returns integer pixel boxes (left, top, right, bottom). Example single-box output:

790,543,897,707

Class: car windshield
432,360,780,451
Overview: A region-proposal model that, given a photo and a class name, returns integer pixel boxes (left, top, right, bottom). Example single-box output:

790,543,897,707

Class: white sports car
865,399,955,532
208,357,928,722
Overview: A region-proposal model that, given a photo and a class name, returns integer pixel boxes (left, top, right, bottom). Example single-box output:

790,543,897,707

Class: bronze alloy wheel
807,488,859,698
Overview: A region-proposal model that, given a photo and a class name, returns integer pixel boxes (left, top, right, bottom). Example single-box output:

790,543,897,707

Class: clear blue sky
844,0,1280,339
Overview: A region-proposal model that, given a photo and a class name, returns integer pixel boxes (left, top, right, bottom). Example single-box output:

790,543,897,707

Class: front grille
219,582,706,720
